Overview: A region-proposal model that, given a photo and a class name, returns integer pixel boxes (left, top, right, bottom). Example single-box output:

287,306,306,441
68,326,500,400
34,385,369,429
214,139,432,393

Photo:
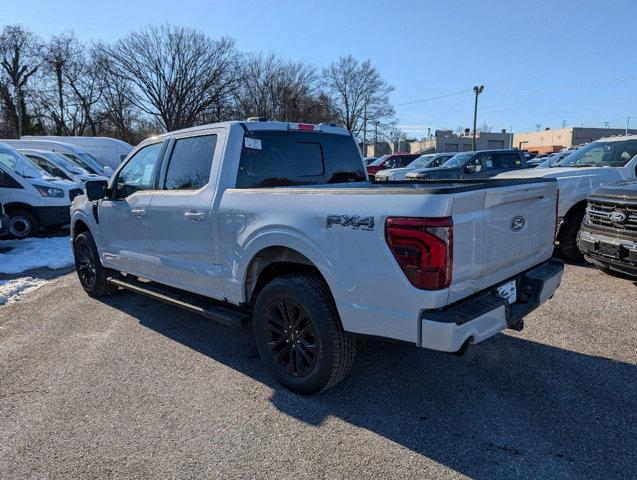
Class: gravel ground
0,264,635,479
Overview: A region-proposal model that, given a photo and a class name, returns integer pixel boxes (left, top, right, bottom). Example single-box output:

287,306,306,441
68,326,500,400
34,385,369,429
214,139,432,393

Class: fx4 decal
326,215,375,230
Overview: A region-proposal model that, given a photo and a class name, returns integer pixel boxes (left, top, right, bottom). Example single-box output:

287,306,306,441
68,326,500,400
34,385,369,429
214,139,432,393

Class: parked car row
0,137,132,239
366,136,637,272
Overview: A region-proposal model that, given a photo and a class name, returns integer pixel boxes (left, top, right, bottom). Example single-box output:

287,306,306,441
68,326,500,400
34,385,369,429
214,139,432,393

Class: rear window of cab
236,131,366,188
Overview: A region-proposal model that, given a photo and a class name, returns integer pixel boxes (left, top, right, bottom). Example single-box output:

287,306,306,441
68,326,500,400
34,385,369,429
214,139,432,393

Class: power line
491,75,637,95
393,89,473,107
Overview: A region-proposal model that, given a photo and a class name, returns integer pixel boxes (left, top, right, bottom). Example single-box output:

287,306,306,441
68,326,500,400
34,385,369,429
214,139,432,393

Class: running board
107,276,250,328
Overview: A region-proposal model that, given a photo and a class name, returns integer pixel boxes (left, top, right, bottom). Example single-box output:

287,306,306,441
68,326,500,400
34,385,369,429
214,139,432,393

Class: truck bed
231,178,557,196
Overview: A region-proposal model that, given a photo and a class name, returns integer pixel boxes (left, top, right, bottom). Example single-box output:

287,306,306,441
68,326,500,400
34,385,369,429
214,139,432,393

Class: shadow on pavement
102,292,636,479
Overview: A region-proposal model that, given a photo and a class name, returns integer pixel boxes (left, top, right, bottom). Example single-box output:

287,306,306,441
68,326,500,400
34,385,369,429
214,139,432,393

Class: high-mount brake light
385,217,453,290
288,123,318,132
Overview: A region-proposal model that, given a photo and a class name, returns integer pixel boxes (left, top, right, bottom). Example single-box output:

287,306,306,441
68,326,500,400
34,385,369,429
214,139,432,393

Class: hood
497,167,625,217
406,167,461,179
78,173,108,182
591,179,637,199
496,166,618,180
376,166,415,177
30,178,79,190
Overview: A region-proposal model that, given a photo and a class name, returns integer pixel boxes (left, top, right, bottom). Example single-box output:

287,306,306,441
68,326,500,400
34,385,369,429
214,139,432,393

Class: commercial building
512,127,637,154
409,129,513,154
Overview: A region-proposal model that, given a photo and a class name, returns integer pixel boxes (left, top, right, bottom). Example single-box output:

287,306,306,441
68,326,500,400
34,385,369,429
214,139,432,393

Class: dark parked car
366,153,420,180
578,179,637,278
405,149,526,180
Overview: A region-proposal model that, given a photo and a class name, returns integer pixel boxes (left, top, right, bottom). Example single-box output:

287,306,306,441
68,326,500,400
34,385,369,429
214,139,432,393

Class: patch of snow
0,277,49,305
0,236,74,274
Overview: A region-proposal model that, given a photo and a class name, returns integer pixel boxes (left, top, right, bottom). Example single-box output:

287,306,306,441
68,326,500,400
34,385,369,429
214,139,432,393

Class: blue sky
6,0,637,138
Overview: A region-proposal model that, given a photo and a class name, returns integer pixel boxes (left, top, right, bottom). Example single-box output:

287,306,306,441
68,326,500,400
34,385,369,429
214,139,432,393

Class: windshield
369,155,390,166
63,152,101,174
0,147,52,179
407,155,434,168
557,140,637,167
48,152,89,174
440,152,473,169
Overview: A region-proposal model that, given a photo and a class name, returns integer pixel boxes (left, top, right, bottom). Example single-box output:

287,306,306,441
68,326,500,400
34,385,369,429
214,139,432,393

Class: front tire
252,274,356,394
7,209,39,239
73,231,117,297
558,209,585,263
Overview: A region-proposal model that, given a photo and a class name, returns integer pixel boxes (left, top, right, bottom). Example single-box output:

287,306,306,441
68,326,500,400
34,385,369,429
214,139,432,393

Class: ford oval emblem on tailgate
511,216,525,231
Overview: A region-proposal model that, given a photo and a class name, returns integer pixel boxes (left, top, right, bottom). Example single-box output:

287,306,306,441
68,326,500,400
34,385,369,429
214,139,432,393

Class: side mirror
102,166,114,176
85,179,108,201
464,164,476,174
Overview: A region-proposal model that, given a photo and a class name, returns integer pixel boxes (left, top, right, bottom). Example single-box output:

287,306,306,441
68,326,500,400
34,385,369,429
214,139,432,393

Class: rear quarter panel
218,189,453,343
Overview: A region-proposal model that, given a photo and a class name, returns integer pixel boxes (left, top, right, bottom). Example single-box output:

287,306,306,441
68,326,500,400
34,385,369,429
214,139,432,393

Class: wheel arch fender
236,229,343,309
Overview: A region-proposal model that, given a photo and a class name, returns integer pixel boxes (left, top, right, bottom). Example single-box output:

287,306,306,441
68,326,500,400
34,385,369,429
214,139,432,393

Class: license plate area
493,279,517,305
598,241,621,258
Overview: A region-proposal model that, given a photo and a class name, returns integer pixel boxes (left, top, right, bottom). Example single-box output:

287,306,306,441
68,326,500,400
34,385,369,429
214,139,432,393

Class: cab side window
612,140,637,166
115,143,163,199
495,153,521,169
164,135,217,190
0,168,22,188
473,154,494,172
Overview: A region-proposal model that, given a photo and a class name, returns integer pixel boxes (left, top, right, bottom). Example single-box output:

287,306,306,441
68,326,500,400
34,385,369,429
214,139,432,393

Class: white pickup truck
497,135,637,260
71,120,564,394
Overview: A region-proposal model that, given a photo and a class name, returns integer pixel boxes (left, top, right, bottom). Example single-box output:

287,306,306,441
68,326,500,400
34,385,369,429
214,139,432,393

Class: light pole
472,85,484,150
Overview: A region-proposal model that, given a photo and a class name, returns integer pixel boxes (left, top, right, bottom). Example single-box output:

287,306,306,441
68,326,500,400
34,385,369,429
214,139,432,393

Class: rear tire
252,274,356,395
73,231,118,297
558,209,585,263
7,209,39,239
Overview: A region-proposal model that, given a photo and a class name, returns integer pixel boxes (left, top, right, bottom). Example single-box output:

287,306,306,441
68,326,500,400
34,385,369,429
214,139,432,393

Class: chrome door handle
184,211,206,221
130,208,146,217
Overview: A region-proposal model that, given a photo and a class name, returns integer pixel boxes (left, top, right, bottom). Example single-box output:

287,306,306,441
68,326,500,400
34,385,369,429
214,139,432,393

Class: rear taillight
385,217,453,290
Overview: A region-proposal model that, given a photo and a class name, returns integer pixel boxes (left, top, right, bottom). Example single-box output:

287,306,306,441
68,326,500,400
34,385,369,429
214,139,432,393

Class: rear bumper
419,258,564,352
578,229,637,278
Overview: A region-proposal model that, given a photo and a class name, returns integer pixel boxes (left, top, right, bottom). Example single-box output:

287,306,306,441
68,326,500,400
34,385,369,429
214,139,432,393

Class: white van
20,149,109,186
22,136,132,170
0,143,82,238
0,139,113,177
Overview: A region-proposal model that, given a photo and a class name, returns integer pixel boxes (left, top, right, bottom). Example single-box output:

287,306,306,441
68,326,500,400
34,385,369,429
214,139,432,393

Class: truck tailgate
449,181,558,304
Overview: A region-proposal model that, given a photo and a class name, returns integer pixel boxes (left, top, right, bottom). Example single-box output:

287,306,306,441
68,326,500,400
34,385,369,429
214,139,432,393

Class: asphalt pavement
0,264,635,479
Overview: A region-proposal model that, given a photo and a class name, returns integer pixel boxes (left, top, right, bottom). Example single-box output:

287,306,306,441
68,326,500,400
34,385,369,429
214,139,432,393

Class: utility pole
15,86,23,138
535,124,542,132
603,121,610,129
362,104,367,157
472,85,484,151
561,120,566,128
626,116,630,135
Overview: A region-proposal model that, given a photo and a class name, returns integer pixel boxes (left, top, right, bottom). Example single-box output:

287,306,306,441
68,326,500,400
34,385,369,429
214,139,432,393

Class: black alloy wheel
264,298,319,377
75,240,97,290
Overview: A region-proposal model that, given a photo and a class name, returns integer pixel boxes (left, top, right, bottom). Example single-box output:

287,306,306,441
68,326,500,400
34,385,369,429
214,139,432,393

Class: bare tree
0,25,43,137
42,31,76,134
478,121,493,133
99,24,240,131
322,55,394,137
233,53,336,124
